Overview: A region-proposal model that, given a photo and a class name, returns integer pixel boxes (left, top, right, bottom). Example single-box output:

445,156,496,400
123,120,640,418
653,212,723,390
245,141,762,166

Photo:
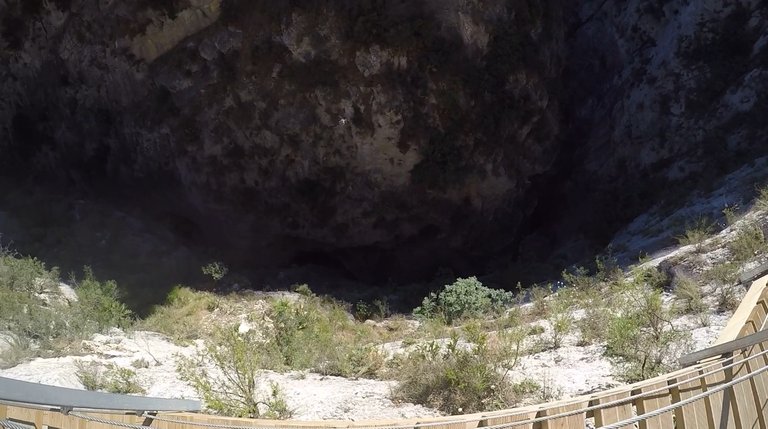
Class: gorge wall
0,0,766,288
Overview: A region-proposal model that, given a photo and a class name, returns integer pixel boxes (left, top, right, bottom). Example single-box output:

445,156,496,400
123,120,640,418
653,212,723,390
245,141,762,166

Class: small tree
414,277,514,324
177,326,291,419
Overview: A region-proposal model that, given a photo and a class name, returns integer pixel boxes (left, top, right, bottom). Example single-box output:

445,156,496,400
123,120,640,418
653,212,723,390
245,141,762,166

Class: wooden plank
38,410,67,429
734,352,766,429
740,299,767,338
737,342,768,429
679,329,768,367
149,413,193,429
538,401,587,429
5,406,42,429
717,275,768,344
634,381,674,429
414,415,480,429
591,391,632,429
478,409,536,429
671,370,708,429
702,360,739,429
0,405,7,420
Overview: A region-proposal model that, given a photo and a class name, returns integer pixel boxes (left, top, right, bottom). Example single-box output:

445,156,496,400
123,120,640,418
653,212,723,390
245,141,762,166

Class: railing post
591,391,632,429
670,369,708,429
634,382,674,429
701,358,738,428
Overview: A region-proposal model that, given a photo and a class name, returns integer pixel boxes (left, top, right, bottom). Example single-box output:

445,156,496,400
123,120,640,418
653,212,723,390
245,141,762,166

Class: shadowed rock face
1,0,767,286
0,0,564,281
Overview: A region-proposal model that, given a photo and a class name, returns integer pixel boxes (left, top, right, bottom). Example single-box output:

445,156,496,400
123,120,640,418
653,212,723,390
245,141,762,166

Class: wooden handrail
678,328,768,367
0,377,200,412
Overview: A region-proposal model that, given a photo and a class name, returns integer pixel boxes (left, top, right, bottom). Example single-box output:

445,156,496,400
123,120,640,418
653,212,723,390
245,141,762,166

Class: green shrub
354,298,389,321
390,327,524,414
561,266,596,290
676,217,714,249
577,306,610,346
266,297,385,377
722,204,741,226
633,266,669,290
75,361,145,394
139,286,219,343
290,283,313,297
728,223,766,263
528,284,552,318
0,252,58,294
547,291,574,349
673,277,707,315
606,287,690,382
262,383,293,420
201,261,229,282
414,277,514,324
704,263,740,311
0,254,129,364
74,268,132,331
177,327,288,418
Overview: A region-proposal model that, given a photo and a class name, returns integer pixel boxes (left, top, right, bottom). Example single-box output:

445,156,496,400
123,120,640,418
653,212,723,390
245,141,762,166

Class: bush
75,361,145,394
178,326,291,418
606,287,690,382
0,252,58,294
528,284,552,318
577,306,610,346
0,253,130,365
390,325,525,414
414,277,514,324
201,261,229,282
561,266,596,290
266,297,386,377
728,223,766,263
676,217,714,249
546,291,574,349
704,263,740,311
673,277,707,315
354,298,389,321
74,268,132,331
139,286,219,343
722,203,741,226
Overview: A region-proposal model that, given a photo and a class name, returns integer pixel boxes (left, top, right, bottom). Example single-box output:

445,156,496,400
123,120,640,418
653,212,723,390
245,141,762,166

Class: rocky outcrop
0,0,564,280
570,0,767,235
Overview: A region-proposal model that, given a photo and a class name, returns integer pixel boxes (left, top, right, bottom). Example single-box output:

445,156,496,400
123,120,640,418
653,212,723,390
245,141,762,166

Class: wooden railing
3,269,768,429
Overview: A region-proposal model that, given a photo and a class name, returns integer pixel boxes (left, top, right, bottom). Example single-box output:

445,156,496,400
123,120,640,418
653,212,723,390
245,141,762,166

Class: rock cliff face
0,0,564,280
558,0,767,239
0,0,767,284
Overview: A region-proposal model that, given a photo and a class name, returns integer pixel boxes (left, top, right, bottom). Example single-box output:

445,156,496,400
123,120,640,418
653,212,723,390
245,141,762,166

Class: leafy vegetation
390,324,528,414
676,217,714,249
605,282,690,382
138,286,219,343
74,268,132,331
75,361,145,394
728,223,766,263
414,277,515,324
177,327,292,418
704,263,741,312
673,277,707,315
0,249,132,367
